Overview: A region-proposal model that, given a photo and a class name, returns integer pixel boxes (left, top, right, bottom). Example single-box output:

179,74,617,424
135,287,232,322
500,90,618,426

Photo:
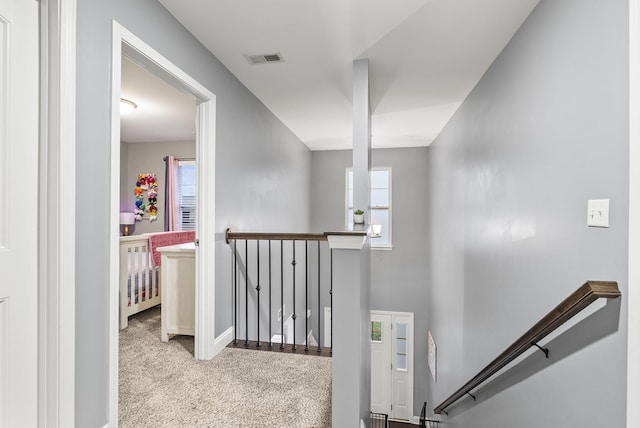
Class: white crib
119,234,161,329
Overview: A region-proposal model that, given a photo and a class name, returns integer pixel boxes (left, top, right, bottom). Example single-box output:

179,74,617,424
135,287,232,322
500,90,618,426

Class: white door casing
39,0,77,425
109,21,220,427
0,0,39,426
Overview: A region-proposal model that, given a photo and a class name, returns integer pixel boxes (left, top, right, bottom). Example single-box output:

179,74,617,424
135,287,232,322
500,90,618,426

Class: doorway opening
109,21,218,426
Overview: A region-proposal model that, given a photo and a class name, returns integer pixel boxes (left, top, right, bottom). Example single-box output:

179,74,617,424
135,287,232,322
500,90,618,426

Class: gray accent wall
311,147,430,416
427,0,629,426
77,1,311,425
119,141,129,216
120,140,196,235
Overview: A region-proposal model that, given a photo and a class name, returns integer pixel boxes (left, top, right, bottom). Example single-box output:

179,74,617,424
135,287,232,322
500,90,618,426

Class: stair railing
434,281,621,415
225,229,332,354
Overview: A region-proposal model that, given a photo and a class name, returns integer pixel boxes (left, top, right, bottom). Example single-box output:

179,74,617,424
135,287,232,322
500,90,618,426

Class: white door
370,311,414,421
370,313,392,414
0,0,39,426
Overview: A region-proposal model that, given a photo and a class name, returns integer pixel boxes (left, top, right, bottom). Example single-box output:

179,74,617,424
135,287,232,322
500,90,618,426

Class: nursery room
117,55,197,341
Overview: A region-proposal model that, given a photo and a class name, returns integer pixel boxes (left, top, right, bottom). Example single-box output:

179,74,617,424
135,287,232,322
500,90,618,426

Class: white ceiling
120,56,196,144
125,0,540,150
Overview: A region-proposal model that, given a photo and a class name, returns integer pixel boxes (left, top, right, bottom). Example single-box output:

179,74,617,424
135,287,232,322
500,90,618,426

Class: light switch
587,199,610,228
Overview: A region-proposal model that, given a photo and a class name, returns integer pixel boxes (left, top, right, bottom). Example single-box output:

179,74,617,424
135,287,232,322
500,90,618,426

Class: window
346,168,392,247
178,160,196,230
396,322,407,371
371,321,382,342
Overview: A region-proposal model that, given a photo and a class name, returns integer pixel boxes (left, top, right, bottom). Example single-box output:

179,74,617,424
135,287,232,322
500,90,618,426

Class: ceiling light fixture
120,98,138,115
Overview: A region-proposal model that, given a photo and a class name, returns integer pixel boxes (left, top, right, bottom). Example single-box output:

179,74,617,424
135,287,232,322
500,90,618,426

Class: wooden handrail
434,281,620,415
225,228,328,243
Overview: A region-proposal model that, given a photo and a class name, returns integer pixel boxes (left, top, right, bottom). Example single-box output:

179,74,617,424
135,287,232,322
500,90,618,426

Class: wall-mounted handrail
226,228,327,243
434,281,620,415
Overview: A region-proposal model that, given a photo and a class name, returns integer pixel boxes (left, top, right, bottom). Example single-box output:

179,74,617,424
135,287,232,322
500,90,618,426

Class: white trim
371,245,393,251
109,21,218,427
38,0,77,426
327,234,367,250
629,0,640,426
370,309,414,317
195,98,217,359
212,326,235,356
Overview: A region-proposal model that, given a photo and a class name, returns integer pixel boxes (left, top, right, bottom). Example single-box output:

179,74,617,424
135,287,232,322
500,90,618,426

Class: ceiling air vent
245,52,284,65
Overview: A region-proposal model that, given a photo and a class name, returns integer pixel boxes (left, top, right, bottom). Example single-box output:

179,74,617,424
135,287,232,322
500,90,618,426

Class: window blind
178,161,196,230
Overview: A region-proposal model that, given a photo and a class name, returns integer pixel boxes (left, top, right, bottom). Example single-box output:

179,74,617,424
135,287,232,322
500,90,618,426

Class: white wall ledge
325,224,370,250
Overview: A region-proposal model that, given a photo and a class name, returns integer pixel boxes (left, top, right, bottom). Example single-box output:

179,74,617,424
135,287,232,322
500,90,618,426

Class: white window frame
346,167,393,249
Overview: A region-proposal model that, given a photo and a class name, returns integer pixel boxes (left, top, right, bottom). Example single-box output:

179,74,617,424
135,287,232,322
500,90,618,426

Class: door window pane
397,354,407,371
371,321,382,342
397,338,406,354
396,322,407,371
396,323,407,339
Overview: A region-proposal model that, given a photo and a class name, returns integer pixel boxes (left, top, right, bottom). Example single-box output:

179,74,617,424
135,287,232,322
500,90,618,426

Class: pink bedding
148,231,195,266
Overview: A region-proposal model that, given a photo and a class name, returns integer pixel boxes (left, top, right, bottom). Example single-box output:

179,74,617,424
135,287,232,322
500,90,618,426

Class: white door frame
39,0,76,426
109,21,219,426
628,1,640,427
370,310,414,421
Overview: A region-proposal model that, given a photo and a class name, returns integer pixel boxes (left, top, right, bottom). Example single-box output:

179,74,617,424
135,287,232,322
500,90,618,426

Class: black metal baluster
233,239,237,345
292,240,297,351
280,240,284,350
268,240,272,349
317,241,321,353
256,240,261,348
245,239,248,347
330,248,333,354
305,241,309,352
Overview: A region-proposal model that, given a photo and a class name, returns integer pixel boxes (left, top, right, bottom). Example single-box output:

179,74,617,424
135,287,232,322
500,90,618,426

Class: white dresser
157,242,196,342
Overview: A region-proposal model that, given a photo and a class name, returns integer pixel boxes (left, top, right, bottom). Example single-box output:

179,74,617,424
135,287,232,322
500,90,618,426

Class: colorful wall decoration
134,173,158,221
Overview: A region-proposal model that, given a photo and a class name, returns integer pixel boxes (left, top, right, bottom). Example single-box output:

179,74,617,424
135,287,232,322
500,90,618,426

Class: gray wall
427,0,629,426
120,140,196,235
119,141,129,218
311,147,430,416
77,1,311,425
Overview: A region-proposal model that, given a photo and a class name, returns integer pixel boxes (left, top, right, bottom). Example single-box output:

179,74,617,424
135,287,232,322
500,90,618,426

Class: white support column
330,58,372,428
352,58,371,224
327,228,370,428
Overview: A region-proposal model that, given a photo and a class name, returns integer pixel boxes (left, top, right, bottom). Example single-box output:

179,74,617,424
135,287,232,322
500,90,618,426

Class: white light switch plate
587,199,610,228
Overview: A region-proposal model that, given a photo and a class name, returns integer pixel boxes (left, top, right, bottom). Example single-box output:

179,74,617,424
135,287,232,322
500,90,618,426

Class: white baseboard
212,326,234,357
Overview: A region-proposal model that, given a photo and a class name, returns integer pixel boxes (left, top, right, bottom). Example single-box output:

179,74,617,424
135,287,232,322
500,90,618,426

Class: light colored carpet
119,307,332,427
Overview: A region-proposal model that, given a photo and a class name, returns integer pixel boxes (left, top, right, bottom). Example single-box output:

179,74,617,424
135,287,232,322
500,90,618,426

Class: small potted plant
353,209,365,224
